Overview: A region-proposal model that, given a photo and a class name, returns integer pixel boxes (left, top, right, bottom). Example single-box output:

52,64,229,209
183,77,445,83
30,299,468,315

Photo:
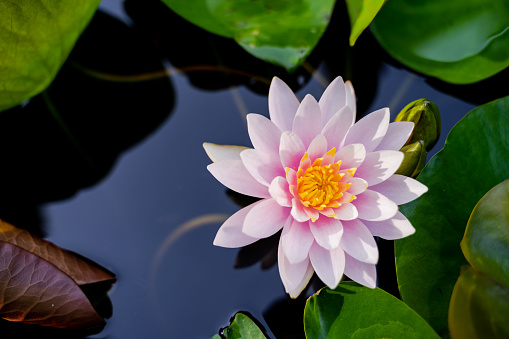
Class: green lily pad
161,0,335,70
449,267,509,339
213,312,268,339
0,0,101,111
396,96,509,336
371,0,509,84
303,283,440,339
345,0,386,46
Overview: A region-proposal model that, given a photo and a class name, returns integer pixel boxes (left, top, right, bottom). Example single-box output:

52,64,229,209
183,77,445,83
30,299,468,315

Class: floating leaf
303,283,440,339
213,312,268,339
371,0,509,84
160,0,335,70
345,0,386,46
0,0,101,111
396,95,509,336
0,220,116,328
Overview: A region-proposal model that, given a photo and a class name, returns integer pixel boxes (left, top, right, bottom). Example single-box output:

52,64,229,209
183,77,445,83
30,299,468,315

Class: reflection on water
3,0,508,337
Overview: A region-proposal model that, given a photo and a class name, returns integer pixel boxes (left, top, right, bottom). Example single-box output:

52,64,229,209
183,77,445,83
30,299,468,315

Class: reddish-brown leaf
0,220,115,285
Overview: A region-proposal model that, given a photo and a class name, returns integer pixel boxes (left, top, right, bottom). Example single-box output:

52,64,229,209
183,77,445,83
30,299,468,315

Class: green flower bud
395,141,426,178
395,99,441,151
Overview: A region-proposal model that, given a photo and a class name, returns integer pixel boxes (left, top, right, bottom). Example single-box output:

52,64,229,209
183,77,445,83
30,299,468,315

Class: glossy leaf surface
396,96,509,336
449,267,509,339
304,283,440,339
0,220,115,328
214,312,268,339
371,0,509,84
0,0,101,111
346,0,385,46
160,0,335,70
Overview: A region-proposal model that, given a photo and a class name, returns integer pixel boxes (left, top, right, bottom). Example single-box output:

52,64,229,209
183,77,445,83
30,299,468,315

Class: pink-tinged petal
203,143,249,162
306,134,328,161
247,114,282,156
309,242,345,289
369,174,428,205
280,131,306,170
214,202,262,248
343,108,390,152
269,176,293,207
318,207,335,217
375,121,414,151
321,106,354,150
353,190,398,221
345,81,356,116
282,218,315,264
291,198,311,222
243,198,289,238
241,149,284,187
363,211,415,240
292,94,322,148
309,217,343,250
318,76,347,125
348,177,368,195
344,253,376,288
333,203,358,221
356,150,404,186
208,160,270,198
321,148,336,166
335,143,366,169
269,77,300,132
304,206,320,222
340,219,378,264
278,238,314,298
286,168,298,187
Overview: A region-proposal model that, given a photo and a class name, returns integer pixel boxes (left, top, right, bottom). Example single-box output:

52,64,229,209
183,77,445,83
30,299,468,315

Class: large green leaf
345,0,385,46
396,96,509,336
0,0,101,111
371,0,509,84
303,283,440,339
161,0,336,70
212,312,268,339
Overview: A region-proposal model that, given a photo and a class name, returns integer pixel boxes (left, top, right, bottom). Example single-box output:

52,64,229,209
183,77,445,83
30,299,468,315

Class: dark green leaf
345,0,385,46
0,0,101,111
303,283,440,339
219,312,268,339
396,96,509,336
449,267,509,339
371,0,509,84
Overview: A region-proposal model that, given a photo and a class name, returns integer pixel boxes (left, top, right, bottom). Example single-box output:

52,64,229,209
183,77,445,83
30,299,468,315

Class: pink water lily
204,77,427,298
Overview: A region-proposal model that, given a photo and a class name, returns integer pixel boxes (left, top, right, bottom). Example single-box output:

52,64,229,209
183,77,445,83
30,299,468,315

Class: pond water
2,0,507,338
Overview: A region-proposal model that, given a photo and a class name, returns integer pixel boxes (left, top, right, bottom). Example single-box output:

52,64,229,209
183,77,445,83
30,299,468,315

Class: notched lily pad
0,220,116,328
213,312,269,339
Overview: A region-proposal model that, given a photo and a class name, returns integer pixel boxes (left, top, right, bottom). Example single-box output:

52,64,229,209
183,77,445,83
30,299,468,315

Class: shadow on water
0,10,174,237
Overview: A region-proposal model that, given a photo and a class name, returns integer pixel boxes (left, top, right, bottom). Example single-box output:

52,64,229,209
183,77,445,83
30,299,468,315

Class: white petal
282,218,315,264
321,106,354,150
335,143,366,169
348,177,368,195
280,131,306,170
333,203,358,221
343,107,390,152
309,242,345,289
292,94,322,148
269,77,300,132
291,198,311,222
356,150,404,186
306,134,328,161
269,176,293,207
309,217,343,250
208,160,270,198
340,219,378,264
369,175,428,205
243,198,289,238
247,113,282,156
375,121,414,151
214,202,262,248
241,149,284,187
318,76,347,125
203,143,249,162
363,211,416,240
278,238,314,298
345,81,356,117
353,189,398,221
344,253,376,288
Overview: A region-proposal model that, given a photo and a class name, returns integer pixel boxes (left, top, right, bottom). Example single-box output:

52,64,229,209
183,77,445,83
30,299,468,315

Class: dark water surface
3,0,508,337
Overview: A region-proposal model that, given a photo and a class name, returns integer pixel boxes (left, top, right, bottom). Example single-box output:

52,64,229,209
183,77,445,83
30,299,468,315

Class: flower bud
395,141,426,178
395,99,441,151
